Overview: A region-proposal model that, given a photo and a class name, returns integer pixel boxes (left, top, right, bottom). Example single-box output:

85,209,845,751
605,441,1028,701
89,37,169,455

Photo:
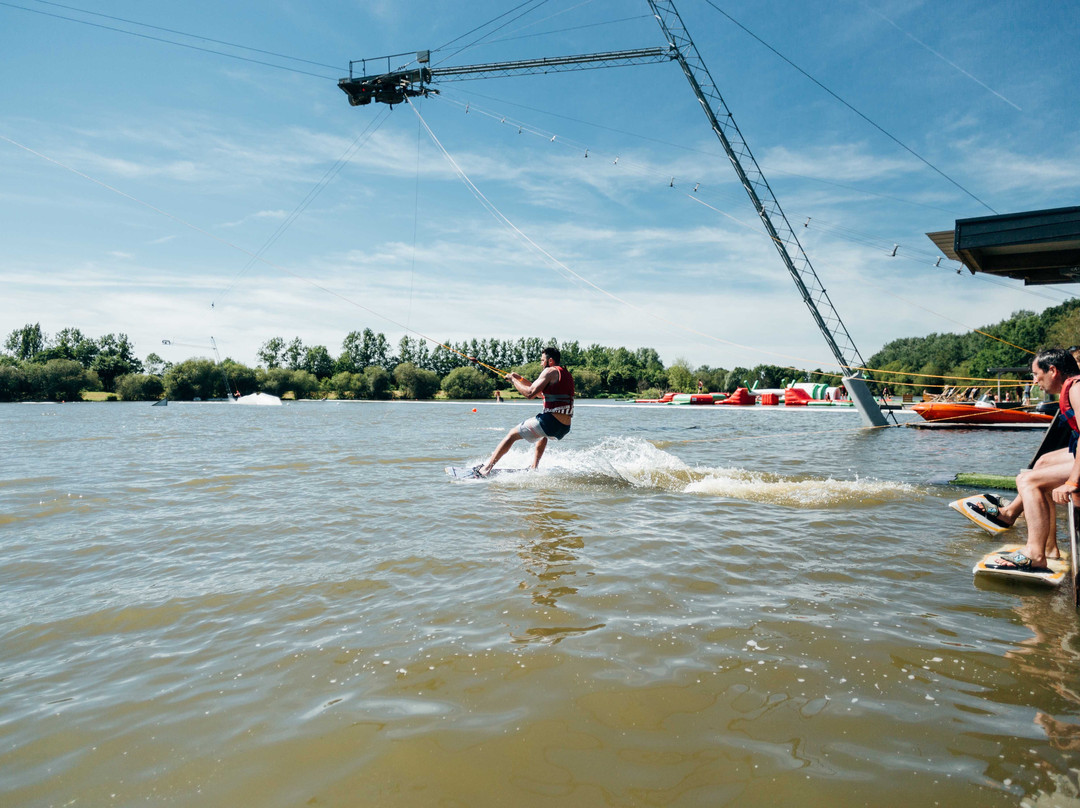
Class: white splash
509,436,920,508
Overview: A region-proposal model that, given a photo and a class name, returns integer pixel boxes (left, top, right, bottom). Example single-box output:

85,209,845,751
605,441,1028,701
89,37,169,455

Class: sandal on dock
967,495,1014,529
985,551,1049,574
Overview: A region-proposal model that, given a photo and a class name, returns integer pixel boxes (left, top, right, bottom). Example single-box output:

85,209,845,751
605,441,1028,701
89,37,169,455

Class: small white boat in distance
235,392,283,406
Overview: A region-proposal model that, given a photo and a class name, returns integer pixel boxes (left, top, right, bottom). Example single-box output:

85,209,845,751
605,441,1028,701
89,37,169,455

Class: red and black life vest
1061,375,1080,453
542,366,574,417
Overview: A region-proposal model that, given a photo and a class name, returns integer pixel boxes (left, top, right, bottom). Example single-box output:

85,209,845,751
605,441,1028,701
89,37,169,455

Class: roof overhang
927,205,1080,285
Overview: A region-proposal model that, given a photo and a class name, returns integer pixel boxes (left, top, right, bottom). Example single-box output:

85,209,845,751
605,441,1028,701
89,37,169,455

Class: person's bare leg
481,429,521,475
1043,489,1060,559
531,437,548,469
1012,458,1073,566
985,449,1070,525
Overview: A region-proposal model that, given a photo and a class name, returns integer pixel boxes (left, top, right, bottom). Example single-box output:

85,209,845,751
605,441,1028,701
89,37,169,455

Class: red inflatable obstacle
783,387,812,406
716,387,756,405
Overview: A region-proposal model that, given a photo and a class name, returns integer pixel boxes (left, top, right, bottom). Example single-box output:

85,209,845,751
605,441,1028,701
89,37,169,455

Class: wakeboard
973,543,1069,587
445,466,530,480
949,493,1013,535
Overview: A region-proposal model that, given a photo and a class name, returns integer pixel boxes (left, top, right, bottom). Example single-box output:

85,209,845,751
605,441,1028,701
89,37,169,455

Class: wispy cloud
960,143,1080,196
220,209,289,228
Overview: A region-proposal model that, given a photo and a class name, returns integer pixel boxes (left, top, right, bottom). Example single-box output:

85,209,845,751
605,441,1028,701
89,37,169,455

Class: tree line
863,298,1080,393
0,323,821,402
13,300,1065,404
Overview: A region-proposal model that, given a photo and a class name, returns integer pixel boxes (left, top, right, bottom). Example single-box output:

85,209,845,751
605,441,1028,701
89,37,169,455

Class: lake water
2,400,1079,807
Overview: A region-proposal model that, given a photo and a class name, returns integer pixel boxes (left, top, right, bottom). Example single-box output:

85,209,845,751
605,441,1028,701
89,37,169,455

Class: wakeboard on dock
973,544,1069,587
949,493,1013,535
445,466,530,480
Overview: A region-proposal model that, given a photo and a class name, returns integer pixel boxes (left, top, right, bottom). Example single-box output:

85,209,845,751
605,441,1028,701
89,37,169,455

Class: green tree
750,364,787,389
0,365,25,401
363,366,391,399
291,370,320,399
394,362,439,399
341,328,390,371
515,360,543,385
5,323,46,361
91,333,142,392
327,370,363,399
398,335,418,367
1046,307,1080,349
257,337,286,369
560,340,583,366
143,352,169,376
694,365,727,392
259,368,294,397
115,373,165,401
284,337,305,371
428,344,459,376
25,359,98,401
441,367,495,399
90,354,131,392
582,343,610,370
666,360,693,392
164,359,220,400
573,368,602,398
303,345,335,379
221,359,257,396
606,347,642,393
339,330,365,371
56,327,99,367
722,367,752,392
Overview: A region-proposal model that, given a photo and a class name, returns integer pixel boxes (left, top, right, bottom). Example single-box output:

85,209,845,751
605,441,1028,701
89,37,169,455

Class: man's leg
1013,457,1074,565
531,437,548,469
481,428,522,475
985,448,1071,525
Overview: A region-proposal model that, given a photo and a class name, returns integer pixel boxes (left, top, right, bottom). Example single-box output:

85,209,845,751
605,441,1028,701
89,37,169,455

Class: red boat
912,402,1053,425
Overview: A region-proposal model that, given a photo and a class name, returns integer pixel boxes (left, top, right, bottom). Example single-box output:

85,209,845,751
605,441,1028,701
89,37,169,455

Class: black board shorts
517,412,572,442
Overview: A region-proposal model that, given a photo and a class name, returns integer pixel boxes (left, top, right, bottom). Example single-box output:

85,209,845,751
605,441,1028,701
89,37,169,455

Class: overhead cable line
432,91,974,260
0,1,337,79
407,100,875,375
857,0,1022,112
432,90,1072,312
683,192,1042,357
481,14,654,45
433,101,1031,335
701,0,997,214
436,88,967,217
431,0,553,68
26,0,343,70
485,0,603,42
213,106,394,305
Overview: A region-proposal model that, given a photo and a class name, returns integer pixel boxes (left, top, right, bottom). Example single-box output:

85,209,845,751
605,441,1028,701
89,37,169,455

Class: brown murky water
3,401,1078,806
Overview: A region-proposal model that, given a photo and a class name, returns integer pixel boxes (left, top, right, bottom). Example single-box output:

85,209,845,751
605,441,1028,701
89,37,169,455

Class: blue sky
2,0,1078,372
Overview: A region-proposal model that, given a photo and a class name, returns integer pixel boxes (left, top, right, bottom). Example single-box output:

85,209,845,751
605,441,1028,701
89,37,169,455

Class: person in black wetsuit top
477,346,573,476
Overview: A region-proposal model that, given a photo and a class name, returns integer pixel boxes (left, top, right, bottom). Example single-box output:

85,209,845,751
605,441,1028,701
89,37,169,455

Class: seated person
980,349,1080,572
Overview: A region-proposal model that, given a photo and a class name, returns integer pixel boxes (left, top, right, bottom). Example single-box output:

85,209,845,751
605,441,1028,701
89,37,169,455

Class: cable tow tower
646,0,890,427
339,2,893,428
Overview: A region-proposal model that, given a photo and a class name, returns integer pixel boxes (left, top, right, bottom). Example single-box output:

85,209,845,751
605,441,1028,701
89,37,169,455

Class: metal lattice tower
647,0,891,426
